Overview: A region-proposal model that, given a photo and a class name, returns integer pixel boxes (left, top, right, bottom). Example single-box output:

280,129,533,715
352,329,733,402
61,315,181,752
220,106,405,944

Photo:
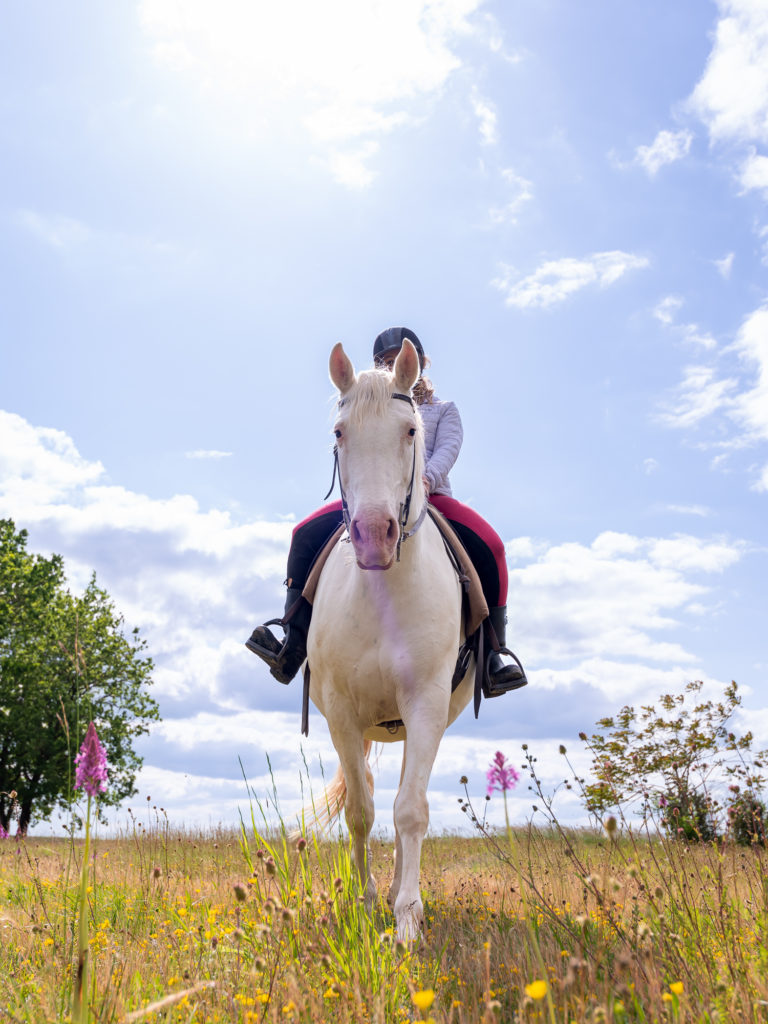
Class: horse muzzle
350,513,399,571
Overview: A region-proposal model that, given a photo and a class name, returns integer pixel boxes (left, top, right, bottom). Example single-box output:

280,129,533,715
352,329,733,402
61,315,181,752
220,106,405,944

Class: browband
338,391,414,409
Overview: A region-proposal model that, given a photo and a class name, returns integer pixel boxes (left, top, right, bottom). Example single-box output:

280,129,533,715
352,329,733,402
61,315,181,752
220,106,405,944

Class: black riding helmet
372,327,425,369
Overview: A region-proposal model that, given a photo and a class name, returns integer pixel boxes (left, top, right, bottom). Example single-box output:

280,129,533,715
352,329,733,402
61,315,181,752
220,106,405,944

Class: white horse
306,339,474,941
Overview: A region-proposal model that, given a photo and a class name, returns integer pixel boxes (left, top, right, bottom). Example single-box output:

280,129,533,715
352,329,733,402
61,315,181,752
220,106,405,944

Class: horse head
329,340,423,571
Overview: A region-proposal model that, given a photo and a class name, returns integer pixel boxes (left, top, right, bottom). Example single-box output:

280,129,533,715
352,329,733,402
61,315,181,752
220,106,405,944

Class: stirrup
245,618,296,684
245,618,285,658
483,646,528,698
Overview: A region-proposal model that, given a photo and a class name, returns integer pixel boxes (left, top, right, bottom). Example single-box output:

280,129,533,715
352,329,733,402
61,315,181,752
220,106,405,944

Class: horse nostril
351,520,363,544
387,519,398,542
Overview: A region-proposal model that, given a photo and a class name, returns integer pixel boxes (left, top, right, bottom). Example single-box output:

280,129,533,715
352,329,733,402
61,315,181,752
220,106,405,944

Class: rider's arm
424,401,463,493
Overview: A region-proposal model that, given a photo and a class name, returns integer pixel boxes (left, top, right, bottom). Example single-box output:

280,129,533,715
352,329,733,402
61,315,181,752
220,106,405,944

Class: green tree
579,680,766,840
0,519,160,834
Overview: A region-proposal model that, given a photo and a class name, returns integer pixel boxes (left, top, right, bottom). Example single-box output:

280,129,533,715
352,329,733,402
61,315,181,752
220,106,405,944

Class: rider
246,327,528,697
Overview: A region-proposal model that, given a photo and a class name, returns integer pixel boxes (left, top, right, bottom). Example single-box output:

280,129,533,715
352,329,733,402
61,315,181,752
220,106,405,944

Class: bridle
324,391,429,564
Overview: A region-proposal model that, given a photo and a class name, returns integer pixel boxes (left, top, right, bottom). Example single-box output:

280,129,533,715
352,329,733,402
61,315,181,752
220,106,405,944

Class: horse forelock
338,369,412,428
334,368,425,478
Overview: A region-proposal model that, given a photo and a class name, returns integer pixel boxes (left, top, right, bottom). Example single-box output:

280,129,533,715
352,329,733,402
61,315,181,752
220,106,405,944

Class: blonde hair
412,356,435,405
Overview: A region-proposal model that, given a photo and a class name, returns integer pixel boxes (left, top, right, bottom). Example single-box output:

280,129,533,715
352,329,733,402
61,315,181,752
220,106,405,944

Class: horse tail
299,740,374,834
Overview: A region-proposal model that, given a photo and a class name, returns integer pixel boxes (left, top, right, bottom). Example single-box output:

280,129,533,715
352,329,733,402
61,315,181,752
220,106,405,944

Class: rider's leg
429,494,528,695
246,501,344,684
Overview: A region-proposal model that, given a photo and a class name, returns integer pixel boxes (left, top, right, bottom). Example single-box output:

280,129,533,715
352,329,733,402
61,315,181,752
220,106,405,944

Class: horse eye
408,428,416,437
334,429,342,439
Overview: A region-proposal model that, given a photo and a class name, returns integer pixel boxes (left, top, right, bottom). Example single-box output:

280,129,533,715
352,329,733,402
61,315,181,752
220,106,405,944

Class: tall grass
1,783,767,1022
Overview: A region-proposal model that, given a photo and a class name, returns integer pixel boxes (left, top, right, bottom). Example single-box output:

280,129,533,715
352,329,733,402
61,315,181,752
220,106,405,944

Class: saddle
298,508,494,734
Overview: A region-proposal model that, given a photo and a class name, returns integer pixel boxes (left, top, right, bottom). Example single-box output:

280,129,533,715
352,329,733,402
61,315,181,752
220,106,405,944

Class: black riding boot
484,606,528,697
245,587,311,685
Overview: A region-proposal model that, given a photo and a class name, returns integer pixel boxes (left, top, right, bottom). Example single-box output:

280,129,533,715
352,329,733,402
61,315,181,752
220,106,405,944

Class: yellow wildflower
662,993,673,1003
670,981,684,995
525,980,547,1000
412,990,435,1011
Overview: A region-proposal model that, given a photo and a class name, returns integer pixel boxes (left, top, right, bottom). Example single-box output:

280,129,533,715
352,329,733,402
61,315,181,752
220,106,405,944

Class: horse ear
329,343,356,394
393,338,420,393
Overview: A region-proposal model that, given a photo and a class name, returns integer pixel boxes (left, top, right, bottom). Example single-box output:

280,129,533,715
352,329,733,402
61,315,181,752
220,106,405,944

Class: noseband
324,392,429,564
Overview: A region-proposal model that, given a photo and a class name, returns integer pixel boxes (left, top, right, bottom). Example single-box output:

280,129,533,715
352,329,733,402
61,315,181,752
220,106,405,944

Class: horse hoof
395,899,424,943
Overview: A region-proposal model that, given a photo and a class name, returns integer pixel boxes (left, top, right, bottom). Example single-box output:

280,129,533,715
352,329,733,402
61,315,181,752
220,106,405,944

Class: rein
324,391,427,563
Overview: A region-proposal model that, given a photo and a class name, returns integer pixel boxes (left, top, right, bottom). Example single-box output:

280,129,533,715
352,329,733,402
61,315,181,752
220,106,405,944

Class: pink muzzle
350,511,400,570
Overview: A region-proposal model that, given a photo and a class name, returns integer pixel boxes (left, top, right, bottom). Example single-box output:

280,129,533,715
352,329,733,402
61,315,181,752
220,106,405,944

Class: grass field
2,797,767,1024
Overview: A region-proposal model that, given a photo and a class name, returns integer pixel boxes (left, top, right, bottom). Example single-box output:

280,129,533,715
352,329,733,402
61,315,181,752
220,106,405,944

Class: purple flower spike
75,722,108,797
0,824,8,839
486,751,520,797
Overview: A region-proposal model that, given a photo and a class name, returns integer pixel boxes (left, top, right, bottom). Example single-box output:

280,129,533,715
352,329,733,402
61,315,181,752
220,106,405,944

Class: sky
2,0,768,836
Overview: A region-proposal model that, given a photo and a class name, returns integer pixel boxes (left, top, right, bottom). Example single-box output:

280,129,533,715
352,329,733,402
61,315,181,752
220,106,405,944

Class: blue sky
2,0,768,833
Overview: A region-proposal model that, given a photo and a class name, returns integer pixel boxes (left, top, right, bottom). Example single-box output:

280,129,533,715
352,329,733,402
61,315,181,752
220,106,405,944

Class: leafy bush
727,793,766,845
660,789,718,843
579,681,767,841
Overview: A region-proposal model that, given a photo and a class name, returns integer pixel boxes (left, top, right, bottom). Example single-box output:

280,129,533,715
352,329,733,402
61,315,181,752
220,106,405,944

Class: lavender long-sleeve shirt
419,397,463,496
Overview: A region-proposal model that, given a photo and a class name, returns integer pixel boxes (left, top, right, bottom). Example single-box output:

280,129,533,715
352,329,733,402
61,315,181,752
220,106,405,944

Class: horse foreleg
392,715,445,942
329,725,377,911
388,747,407,910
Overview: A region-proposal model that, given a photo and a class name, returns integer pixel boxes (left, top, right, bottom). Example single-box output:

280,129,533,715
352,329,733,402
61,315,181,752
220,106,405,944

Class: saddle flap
301,524,346,605
426,507,488,635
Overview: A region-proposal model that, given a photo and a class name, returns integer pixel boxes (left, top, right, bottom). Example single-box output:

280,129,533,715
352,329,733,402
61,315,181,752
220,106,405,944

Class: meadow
1,795,767,1024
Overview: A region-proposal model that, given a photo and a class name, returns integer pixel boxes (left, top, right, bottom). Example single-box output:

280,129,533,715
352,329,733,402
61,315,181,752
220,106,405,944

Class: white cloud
647,534,742,573
471,89,498,145
15,209,92,249
656,302,768,492
635,129,693,176
489,168,533,225
653,295,717,350
531,659,721,702
740,150,768,195
680,324,717,350
321,142,381,190
0,412,105,502
689,0,768,146
185,450,233,460
654,295,684,326
666,504,713,518
657,364,738,428
643,457,659,475
729,303,768,442
139,0,485,187
509,531,745,685
714,252,735,278
504,536,542,562
492,250,649,309
687,0,768,211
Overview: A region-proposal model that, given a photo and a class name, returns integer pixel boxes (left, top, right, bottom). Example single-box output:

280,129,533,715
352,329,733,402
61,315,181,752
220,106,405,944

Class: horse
305,339,474,941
